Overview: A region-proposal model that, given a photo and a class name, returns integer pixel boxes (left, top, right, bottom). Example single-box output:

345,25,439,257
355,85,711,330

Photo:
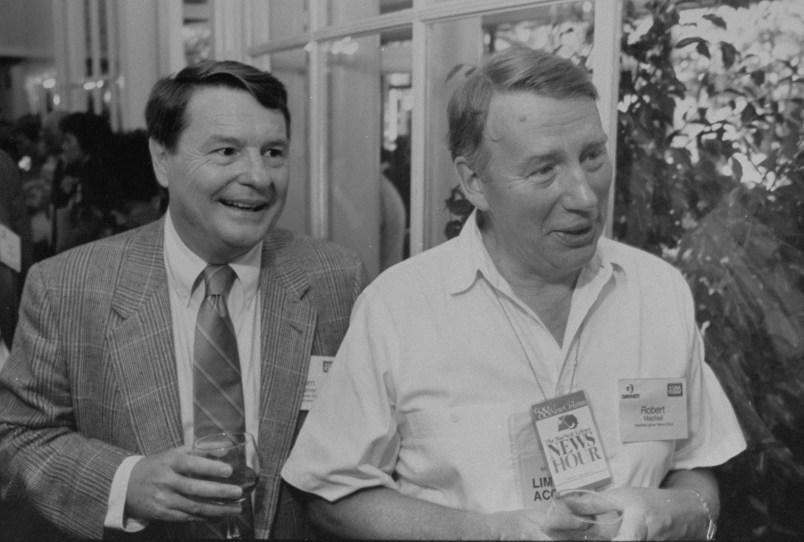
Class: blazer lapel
254,234,316,538
107,219,183,454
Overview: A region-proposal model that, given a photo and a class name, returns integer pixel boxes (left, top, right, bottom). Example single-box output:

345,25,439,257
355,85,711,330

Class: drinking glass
542,488,623,540
192,431,260,540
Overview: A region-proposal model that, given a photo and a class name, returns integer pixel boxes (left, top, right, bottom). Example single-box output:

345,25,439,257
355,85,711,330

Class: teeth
223,200,263,210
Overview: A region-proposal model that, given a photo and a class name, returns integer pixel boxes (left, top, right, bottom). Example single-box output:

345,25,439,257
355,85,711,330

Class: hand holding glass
192,432,259,539
542,489,623,541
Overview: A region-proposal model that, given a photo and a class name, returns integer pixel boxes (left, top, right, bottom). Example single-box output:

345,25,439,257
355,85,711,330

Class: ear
454,156,489,212
148,138,170,189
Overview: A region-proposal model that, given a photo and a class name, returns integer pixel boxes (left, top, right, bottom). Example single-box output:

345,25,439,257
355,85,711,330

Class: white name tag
0,223,21,273
619,378,688,442
531,390,612,491
301,356,334,411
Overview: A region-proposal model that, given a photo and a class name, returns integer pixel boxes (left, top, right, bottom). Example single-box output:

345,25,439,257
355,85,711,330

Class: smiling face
150,86,290,263
456,91,612,284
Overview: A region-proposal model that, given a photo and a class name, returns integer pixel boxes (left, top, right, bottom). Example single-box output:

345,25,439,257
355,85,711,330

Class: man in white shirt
0,60,364,540
281,46,745,540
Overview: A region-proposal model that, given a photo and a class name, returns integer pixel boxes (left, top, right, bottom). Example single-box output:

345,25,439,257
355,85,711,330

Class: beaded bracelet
688,489,717,541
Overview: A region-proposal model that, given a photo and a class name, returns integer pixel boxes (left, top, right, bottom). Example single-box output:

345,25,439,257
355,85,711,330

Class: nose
241,149,270,186
563,162,600,211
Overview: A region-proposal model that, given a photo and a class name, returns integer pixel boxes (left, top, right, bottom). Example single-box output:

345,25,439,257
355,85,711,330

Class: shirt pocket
396,403,519,511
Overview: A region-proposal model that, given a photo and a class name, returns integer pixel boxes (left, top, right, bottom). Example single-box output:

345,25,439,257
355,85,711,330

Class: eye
582,146,608,170
525,162,558,185
214,147,238,158
263,146,288,166
532,164,556,177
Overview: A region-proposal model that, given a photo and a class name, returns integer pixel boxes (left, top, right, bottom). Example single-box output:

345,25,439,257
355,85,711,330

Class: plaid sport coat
0,217,365,540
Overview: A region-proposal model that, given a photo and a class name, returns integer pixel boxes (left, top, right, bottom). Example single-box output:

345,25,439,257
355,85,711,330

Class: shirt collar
163,212,262,307
449,209,616,296
450,210,506,295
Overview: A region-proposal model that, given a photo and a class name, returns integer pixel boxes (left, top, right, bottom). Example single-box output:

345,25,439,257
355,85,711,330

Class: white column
211,0,248,62
51,0,87,112
116,0,183,129
158,0,185,76
421,17,482,251
591,0,623,238
327,1,383,278
88,0,102,113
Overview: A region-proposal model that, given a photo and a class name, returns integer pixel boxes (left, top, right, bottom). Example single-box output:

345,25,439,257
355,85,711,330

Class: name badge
0,224,21,273
619,378,688,442
531,390,612,491
301,356,334,411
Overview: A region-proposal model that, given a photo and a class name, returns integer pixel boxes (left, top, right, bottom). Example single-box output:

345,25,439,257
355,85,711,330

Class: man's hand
125,446,244,523
562,486,710,540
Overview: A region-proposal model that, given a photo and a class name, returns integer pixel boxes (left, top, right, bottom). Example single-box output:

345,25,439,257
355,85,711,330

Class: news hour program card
530,390,612,491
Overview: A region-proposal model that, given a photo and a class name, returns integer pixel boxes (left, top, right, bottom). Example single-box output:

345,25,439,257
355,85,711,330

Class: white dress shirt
282,211,745,514
105,213,263,530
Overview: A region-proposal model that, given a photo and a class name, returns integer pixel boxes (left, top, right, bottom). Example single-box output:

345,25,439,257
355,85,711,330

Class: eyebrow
203,134,289,148
517,137,609,169
263,137,289,148
204,135,242,148
585,135,609,149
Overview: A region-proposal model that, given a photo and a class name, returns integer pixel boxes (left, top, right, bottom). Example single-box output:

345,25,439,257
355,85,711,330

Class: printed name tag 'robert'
619,377,688,442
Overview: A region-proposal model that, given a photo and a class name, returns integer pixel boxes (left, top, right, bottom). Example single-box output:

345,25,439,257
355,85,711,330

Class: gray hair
447,45,598,172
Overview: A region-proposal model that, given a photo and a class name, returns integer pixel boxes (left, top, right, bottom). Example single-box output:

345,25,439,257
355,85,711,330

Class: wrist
686,489,717,541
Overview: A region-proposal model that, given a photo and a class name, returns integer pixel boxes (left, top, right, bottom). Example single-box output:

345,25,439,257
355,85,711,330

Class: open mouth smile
221,199,269,211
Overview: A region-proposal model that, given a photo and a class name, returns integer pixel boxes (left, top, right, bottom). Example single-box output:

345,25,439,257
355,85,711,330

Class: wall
0,0,55,120
0,0,54,58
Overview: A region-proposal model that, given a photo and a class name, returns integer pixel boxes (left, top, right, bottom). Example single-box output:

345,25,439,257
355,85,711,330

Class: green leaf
676,36,707,49
720,42,738,69
730,158,743,183
750,69,766,86
703,14,727,29
741,103,758,123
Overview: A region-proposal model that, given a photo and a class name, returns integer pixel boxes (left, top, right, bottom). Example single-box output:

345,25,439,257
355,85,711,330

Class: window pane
324,0,412,23
483,2,593,62
270,48,310,237
322,29,412,278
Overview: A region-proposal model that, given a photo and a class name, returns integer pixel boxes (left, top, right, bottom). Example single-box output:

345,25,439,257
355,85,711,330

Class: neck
484,236,581,345
509,275,576,346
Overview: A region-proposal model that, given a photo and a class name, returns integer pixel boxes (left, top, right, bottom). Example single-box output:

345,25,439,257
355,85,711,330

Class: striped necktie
193,264,245,438
192,265,254,538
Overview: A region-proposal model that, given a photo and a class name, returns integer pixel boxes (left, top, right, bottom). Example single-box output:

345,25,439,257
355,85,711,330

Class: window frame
247,0,623,253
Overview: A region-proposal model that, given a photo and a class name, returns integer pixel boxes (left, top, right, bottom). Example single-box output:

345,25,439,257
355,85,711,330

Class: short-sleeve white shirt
281,212,745,513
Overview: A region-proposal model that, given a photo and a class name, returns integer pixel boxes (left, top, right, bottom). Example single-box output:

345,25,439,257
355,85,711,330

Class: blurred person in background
0,148,32,367
52,111,114,252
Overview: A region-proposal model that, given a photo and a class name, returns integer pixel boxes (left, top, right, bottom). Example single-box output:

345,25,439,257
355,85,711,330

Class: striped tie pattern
193,264,245,438
193,265,254,539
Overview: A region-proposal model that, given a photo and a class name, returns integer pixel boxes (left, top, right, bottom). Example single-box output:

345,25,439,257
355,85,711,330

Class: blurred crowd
0,110,166,263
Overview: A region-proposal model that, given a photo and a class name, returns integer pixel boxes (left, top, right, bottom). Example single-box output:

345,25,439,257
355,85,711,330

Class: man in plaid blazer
0,61,364,540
